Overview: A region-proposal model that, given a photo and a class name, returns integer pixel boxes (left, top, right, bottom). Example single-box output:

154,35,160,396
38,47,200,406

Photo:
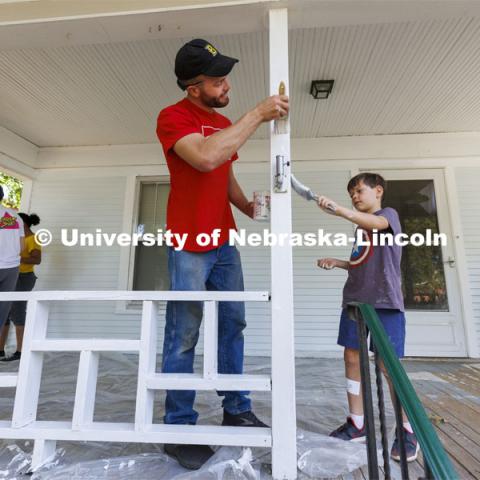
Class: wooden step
146,373,271,391
2,291,270,302
0,421,271,447
30,339,140,352
0,373,17,388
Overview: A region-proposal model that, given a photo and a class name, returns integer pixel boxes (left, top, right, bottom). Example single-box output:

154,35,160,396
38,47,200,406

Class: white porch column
269,8,297,480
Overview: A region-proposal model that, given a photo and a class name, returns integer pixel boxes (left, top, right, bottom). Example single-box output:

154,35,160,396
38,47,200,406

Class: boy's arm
317,258,349,270
317,196,389,231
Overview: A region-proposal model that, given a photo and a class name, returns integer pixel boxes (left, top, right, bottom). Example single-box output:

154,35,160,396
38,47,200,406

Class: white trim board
2,1,480,40
0,126,38,169
0,291,269,302
30,157,480,180
0,0,275,27
0,153,36,180
34,133,480,170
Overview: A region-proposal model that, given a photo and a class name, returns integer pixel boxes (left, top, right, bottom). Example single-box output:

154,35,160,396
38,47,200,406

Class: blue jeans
162,243,251,425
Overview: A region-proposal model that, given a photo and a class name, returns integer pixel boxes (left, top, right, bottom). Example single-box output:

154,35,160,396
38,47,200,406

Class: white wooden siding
292,171,352,354
455,167,480,353
31,176,143,341
30,168,354,357
27,162,480,358
230,168,353,356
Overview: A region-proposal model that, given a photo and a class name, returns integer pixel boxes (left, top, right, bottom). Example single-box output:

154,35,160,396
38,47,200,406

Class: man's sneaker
222,410,269,428
164,444,214,470
0,350,4,358
391,428,420,462
329,417,366,442
0,351,21,362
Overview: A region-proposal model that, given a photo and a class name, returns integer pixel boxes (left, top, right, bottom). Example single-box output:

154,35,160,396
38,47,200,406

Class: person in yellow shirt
0,213,41,362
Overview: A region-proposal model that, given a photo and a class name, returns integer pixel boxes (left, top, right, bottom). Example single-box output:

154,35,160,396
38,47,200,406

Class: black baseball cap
175,39,238,90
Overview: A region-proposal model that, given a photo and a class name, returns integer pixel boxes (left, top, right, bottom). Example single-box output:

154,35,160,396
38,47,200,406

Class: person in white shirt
0,185,25,329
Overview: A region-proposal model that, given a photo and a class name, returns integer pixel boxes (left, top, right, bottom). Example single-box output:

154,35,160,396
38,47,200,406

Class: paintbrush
273,81,288,135
291,174,336,213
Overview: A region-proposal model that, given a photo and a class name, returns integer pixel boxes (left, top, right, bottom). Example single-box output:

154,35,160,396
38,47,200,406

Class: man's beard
201,92,229,108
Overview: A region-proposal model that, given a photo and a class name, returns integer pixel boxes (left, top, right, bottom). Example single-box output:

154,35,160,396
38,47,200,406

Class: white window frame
0,163,34,212
115,174,170,313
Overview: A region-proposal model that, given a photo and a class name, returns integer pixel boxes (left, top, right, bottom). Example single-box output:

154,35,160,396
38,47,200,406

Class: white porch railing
0,290,288,473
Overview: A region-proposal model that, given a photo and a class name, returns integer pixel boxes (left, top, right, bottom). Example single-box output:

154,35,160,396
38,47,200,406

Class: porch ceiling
1,2,480,147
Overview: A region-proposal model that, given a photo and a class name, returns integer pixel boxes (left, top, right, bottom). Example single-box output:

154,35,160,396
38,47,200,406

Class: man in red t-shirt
156,38,288,470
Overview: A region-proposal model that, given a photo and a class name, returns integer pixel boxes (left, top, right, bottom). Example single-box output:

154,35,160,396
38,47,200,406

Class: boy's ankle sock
350,413,364,430
403,421,413,434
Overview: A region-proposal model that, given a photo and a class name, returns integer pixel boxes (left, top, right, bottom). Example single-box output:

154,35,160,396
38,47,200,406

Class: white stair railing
0,290,272,473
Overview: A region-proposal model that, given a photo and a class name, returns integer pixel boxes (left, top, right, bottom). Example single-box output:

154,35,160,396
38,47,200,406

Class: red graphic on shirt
349,229,374,268
201,125,221,137
0,212,20,230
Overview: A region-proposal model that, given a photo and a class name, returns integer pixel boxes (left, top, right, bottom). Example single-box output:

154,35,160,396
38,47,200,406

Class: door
375,169,466,357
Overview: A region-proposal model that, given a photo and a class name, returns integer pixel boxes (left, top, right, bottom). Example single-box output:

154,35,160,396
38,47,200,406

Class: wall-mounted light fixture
310,80,334,99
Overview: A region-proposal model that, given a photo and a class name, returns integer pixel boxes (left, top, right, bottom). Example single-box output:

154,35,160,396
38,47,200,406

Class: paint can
253,191,270,221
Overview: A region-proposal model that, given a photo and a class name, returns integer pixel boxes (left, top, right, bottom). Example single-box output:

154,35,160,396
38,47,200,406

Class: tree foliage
401,216,448,310
0,172,23,209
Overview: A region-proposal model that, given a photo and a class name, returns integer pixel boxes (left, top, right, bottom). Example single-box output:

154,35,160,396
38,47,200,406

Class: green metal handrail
351,302,458,480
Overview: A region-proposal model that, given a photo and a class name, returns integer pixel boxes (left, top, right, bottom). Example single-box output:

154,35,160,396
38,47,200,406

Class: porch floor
0,353,478,479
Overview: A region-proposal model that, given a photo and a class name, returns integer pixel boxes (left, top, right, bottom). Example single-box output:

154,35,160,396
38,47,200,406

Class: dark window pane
384,180,449,311
133,182,170,291
133,244,169,290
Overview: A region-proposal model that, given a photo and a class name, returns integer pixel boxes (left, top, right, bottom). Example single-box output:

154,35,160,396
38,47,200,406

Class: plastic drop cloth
0,352,397,479
0,434,367,480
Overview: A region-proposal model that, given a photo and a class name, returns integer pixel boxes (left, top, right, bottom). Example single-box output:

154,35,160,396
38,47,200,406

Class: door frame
444,166,479,358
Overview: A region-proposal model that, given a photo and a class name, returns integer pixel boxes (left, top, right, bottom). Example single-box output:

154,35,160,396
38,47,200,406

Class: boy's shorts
337,308,406,358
